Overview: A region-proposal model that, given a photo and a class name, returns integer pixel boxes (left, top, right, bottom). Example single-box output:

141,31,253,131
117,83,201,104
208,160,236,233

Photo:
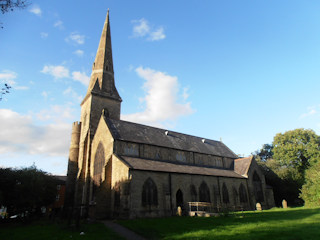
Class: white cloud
131,18,166,41
65,32,85,45
41,65,70,79
300,107,317,119
148,27,166,41
40,32,48,39
72,71,90,86
0,109,71,157
63,87,83,103
0,70,28,90
122,67,194,126
36,104,75,123
132,18,150,37
73,49,84,57
29,5,42,16
54,20,64,29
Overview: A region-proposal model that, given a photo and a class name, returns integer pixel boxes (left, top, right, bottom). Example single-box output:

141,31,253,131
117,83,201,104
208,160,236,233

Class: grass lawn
0,220,124,240
118,207,320,239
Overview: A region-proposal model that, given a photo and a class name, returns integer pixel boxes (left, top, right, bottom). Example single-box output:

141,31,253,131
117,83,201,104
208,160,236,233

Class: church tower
66,10,121,216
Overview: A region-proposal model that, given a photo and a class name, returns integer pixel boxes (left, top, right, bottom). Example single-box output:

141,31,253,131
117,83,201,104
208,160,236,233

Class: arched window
190,184,197,202
176,189,184,208
222,183,229,204
232,186,238,205
199,181,210,202
253,171,264,202
212,185,219,205
239,183,248,203
93,142,105,186
142,178,158,207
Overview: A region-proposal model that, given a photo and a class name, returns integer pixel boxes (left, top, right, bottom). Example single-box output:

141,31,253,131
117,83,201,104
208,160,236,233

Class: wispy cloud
0,70,28,90
72,71,90,86
148,26,166,41
29,5,42,16
65,32,85,45
73,49,84,57
40,65,89,86
63,87,82,103
122,67,194,127
300,106,317,119
40,32,48,39
131,18,166,41
41,65,70,79
54,20,64,30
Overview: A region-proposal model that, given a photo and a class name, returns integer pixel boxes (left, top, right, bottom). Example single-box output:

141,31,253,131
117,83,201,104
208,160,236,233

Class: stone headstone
177,206,182,216
282,199,288,208
256,202,262,211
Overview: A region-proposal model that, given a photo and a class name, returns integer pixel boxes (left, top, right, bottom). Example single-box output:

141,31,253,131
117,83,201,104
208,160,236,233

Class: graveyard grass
118,207,320,240
0,221,124,240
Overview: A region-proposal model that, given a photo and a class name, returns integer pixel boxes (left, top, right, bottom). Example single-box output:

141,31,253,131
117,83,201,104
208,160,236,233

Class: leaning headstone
177,206,182,216
256,202,262,211
282,199,288,208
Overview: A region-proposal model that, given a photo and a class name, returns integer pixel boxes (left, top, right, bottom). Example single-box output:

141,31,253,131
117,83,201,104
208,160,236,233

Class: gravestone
177,206,182,216
282,199,288,208
256,202,262,211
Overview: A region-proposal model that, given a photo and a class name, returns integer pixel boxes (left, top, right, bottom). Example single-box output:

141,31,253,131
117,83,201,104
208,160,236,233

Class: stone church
65,10,275,219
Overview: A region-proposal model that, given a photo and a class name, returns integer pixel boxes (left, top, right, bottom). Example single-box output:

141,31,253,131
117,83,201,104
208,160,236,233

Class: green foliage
300,160,320,207
272,128,320,185
119,207,320,240
0,165,57,216
254,144,273,162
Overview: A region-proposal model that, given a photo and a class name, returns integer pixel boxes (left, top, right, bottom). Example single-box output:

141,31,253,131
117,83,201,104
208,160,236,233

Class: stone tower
65,10,121,216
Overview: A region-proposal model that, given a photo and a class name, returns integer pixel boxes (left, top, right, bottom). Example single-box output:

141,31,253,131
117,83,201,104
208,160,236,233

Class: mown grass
0,220,124,240
118,207,320,239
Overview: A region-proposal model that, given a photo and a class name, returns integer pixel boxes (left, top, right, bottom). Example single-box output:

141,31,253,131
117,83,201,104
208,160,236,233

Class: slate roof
234,156,253,177
105,117,238,158
118,155,245,178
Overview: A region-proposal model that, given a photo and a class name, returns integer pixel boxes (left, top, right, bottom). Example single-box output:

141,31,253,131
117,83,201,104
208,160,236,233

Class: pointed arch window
232,186,238,205
190,184,197,202
199,181,210,202
142,178,158,207
253,171,264,202
93,142,105,186
222,183,229,204
239,183,248,203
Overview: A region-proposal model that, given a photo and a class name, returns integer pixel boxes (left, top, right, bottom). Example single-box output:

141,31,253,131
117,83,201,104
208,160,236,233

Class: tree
272,128,320,186
0,0,29,14
253,143,273,162
0,83,11,101
300,160,320,207
0,165,57,218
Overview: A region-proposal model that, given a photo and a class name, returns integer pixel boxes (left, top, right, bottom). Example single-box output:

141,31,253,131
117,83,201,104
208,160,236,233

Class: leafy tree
272,128,320,186
0,0,29,14
254,143,273,162
300,160,320,207
0,165,57,218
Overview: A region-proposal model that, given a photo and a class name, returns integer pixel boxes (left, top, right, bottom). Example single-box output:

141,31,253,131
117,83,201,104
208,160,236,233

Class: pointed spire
83,9,121,103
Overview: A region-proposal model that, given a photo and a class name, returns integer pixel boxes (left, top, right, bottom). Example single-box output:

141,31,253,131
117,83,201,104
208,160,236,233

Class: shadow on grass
118,208,320,240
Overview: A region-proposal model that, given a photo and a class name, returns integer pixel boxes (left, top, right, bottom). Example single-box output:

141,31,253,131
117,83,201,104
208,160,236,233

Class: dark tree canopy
0,165,57,217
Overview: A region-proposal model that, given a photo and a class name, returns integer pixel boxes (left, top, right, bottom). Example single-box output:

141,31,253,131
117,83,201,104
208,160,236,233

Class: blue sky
1,0,320,175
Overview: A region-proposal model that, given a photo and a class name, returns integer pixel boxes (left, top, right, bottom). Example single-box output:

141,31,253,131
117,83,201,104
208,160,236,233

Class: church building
65,10,275,219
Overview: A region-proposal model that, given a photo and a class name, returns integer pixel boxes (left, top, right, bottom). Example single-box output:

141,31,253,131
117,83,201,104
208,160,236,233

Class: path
103,220,146,240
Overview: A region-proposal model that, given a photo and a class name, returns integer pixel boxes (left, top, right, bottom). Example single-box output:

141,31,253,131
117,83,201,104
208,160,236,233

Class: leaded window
142,178,158,207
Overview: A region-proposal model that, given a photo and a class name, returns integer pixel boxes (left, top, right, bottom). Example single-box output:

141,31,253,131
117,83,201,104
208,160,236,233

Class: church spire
83,9,121,103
